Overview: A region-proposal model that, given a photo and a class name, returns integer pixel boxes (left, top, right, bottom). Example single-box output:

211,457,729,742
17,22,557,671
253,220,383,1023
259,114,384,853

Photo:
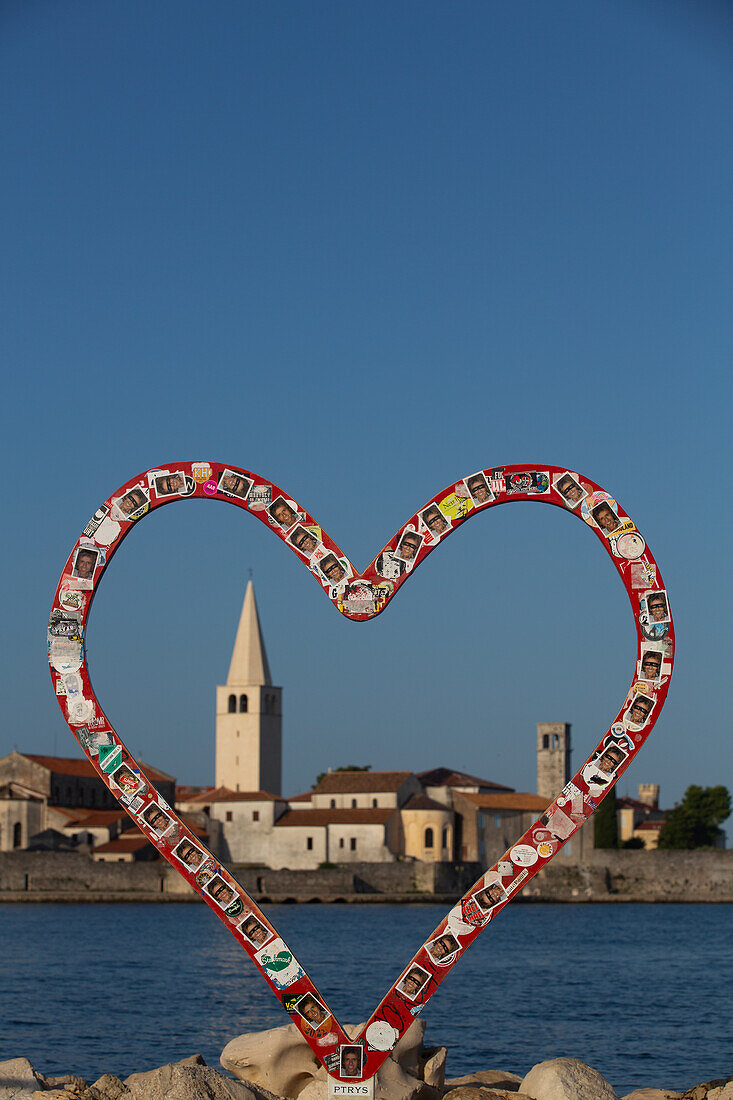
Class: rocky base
2,1039,730,1100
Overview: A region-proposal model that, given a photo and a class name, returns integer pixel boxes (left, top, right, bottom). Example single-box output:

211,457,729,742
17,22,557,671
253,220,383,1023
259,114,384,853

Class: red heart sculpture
48,463,673,1085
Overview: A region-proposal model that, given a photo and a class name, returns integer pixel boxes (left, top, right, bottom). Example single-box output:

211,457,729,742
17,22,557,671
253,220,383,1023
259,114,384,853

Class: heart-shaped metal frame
48,462,674,1084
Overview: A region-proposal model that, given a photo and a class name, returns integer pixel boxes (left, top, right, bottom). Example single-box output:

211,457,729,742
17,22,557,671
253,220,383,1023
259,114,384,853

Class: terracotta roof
62,811,127,828
25,754,175,782
618,797,655,812
418,767,514,792
94,834,152,854
287,792,314,802
637,820,665,830
401,794,452,813
312,771,412,795
274,808,395,827
460,792,552,812
181,786,284,804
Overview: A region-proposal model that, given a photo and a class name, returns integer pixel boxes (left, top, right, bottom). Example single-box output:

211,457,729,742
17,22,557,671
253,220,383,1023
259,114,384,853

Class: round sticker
510,844,539,867
616,531,646,560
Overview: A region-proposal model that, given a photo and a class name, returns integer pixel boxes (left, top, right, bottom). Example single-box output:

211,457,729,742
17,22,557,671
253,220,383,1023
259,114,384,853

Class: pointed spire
226,581,272,686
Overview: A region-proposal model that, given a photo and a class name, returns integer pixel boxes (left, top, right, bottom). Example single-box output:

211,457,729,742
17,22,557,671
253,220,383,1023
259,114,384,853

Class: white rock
222,1019,445,1100
520,1058,618,1100
620,1090,682,1099
0,1058,47,1100
125,1057,279,1100
707,1086,733,1100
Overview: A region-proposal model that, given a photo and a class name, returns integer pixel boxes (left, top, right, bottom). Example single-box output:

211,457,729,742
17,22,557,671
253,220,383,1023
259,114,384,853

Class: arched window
542,734,549,749
351,798,357,808
442,827,448,849
424,827,434,849
553,734,560,747
372,798,378,808
13,822,22,849
228,694,236,713
239,694,248,713
330,799,336,808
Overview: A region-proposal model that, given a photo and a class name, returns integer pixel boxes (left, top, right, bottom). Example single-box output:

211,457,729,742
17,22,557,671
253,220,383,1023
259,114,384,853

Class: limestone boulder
87,1076,130,1100
0,1058,48,1100
445,1070,523,1091
124,1056,280,1100
681,1084,733,1100
442,1088,532,1100
222,1018,446,1100
621,1090,682,1099
519,1058,618,1100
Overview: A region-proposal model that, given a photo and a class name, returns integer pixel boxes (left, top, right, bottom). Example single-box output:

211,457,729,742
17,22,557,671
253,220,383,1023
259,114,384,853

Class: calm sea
1,902,731,1094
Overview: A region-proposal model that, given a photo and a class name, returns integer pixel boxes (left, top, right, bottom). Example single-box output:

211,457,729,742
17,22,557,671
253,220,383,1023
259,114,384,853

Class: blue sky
2,1,730,816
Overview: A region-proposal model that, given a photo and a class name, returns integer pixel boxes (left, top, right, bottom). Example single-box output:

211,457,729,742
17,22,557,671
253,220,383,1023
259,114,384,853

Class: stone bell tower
215,582,282,795
537,722,571,799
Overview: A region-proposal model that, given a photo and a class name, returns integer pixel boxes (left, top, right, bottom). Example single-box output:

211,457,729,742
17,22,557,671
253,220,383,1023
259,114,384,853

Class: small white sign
328,1076,374,1098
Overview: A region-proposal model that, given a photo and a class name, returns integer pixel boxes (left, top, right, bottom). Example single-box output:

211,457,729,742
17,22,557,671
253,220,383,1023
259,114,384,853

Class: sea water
1,902,731,1093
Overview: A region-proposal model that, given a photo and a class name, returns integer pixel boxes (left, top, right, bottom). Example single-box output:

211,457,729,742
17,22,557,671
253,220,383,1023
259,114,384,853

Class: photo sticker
339,1045,363,1078
426,932,460,965
644,590,670,625
625,692,655,729
295,992,330,1028
205,875,236,909
554,472,585,508
141,802,174,837
172,837,206,870
639,645,664,683
239,913,273,948
114,485,150,519
72,546,99,582
464,471,494,506
268,496,299,529
420,503,450,538
581,742,629,794
395,528,423,564
289,525,319,558
473,880,508,912
318,553,347,585
592,500,622,535
218,469,253,501
152,471,187,498
396,964,430,1001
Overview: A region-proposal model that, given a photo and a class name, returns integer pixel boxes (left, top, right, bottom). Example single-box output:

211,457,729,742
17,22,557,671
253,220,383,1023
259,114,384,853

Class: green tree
593,787,618,849
312,764,371,789
657,785,731,849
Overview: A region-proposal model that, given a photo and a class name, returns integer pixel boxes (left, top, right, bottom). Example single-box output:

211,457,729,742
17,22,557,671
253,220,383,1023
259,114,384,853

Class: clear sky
2,1,731,817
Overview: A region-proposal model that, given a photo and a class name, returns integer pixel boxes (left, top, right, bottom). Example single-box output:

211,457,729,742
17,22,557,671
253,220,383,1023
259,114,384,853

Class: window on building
542,734,549,749
553,734,559,747
339,837,344,848
239,694,248,713
494,814,501,827
424,827,434,849
350,838,356,851
228,694,236,713
442,827,448,848
351,798,357,808
306,837,313,850
330,799,336,808
236,783,240,791
252,811,259,822
226,811,233,822
13,822,22,848
372,798,378,807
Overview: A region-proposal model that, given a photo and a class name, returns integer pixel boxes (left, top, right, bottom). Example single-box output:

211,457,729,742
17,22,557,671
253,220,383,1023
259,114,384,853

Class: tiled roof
418,766,514,792
401,794,451,813
460,791,551,812
181,786,284,804
26,754,175,782
62,811,127,828
287,792,314,802
617,797,656,811
637,820,665,831
312,771,412,795
94,835,151,854
274,808,395,827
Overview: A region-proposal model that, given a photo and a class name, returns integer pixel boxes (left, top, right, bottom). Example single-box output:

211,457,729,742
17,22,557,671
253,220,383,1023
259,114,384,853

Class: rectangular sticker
328,1078,374,1098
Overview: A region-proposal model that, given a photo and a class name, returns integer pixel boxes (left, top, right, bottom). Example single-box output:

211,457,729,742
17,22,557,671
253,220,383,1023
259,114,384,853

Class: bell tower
215,582,282,795
537,722,571,799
